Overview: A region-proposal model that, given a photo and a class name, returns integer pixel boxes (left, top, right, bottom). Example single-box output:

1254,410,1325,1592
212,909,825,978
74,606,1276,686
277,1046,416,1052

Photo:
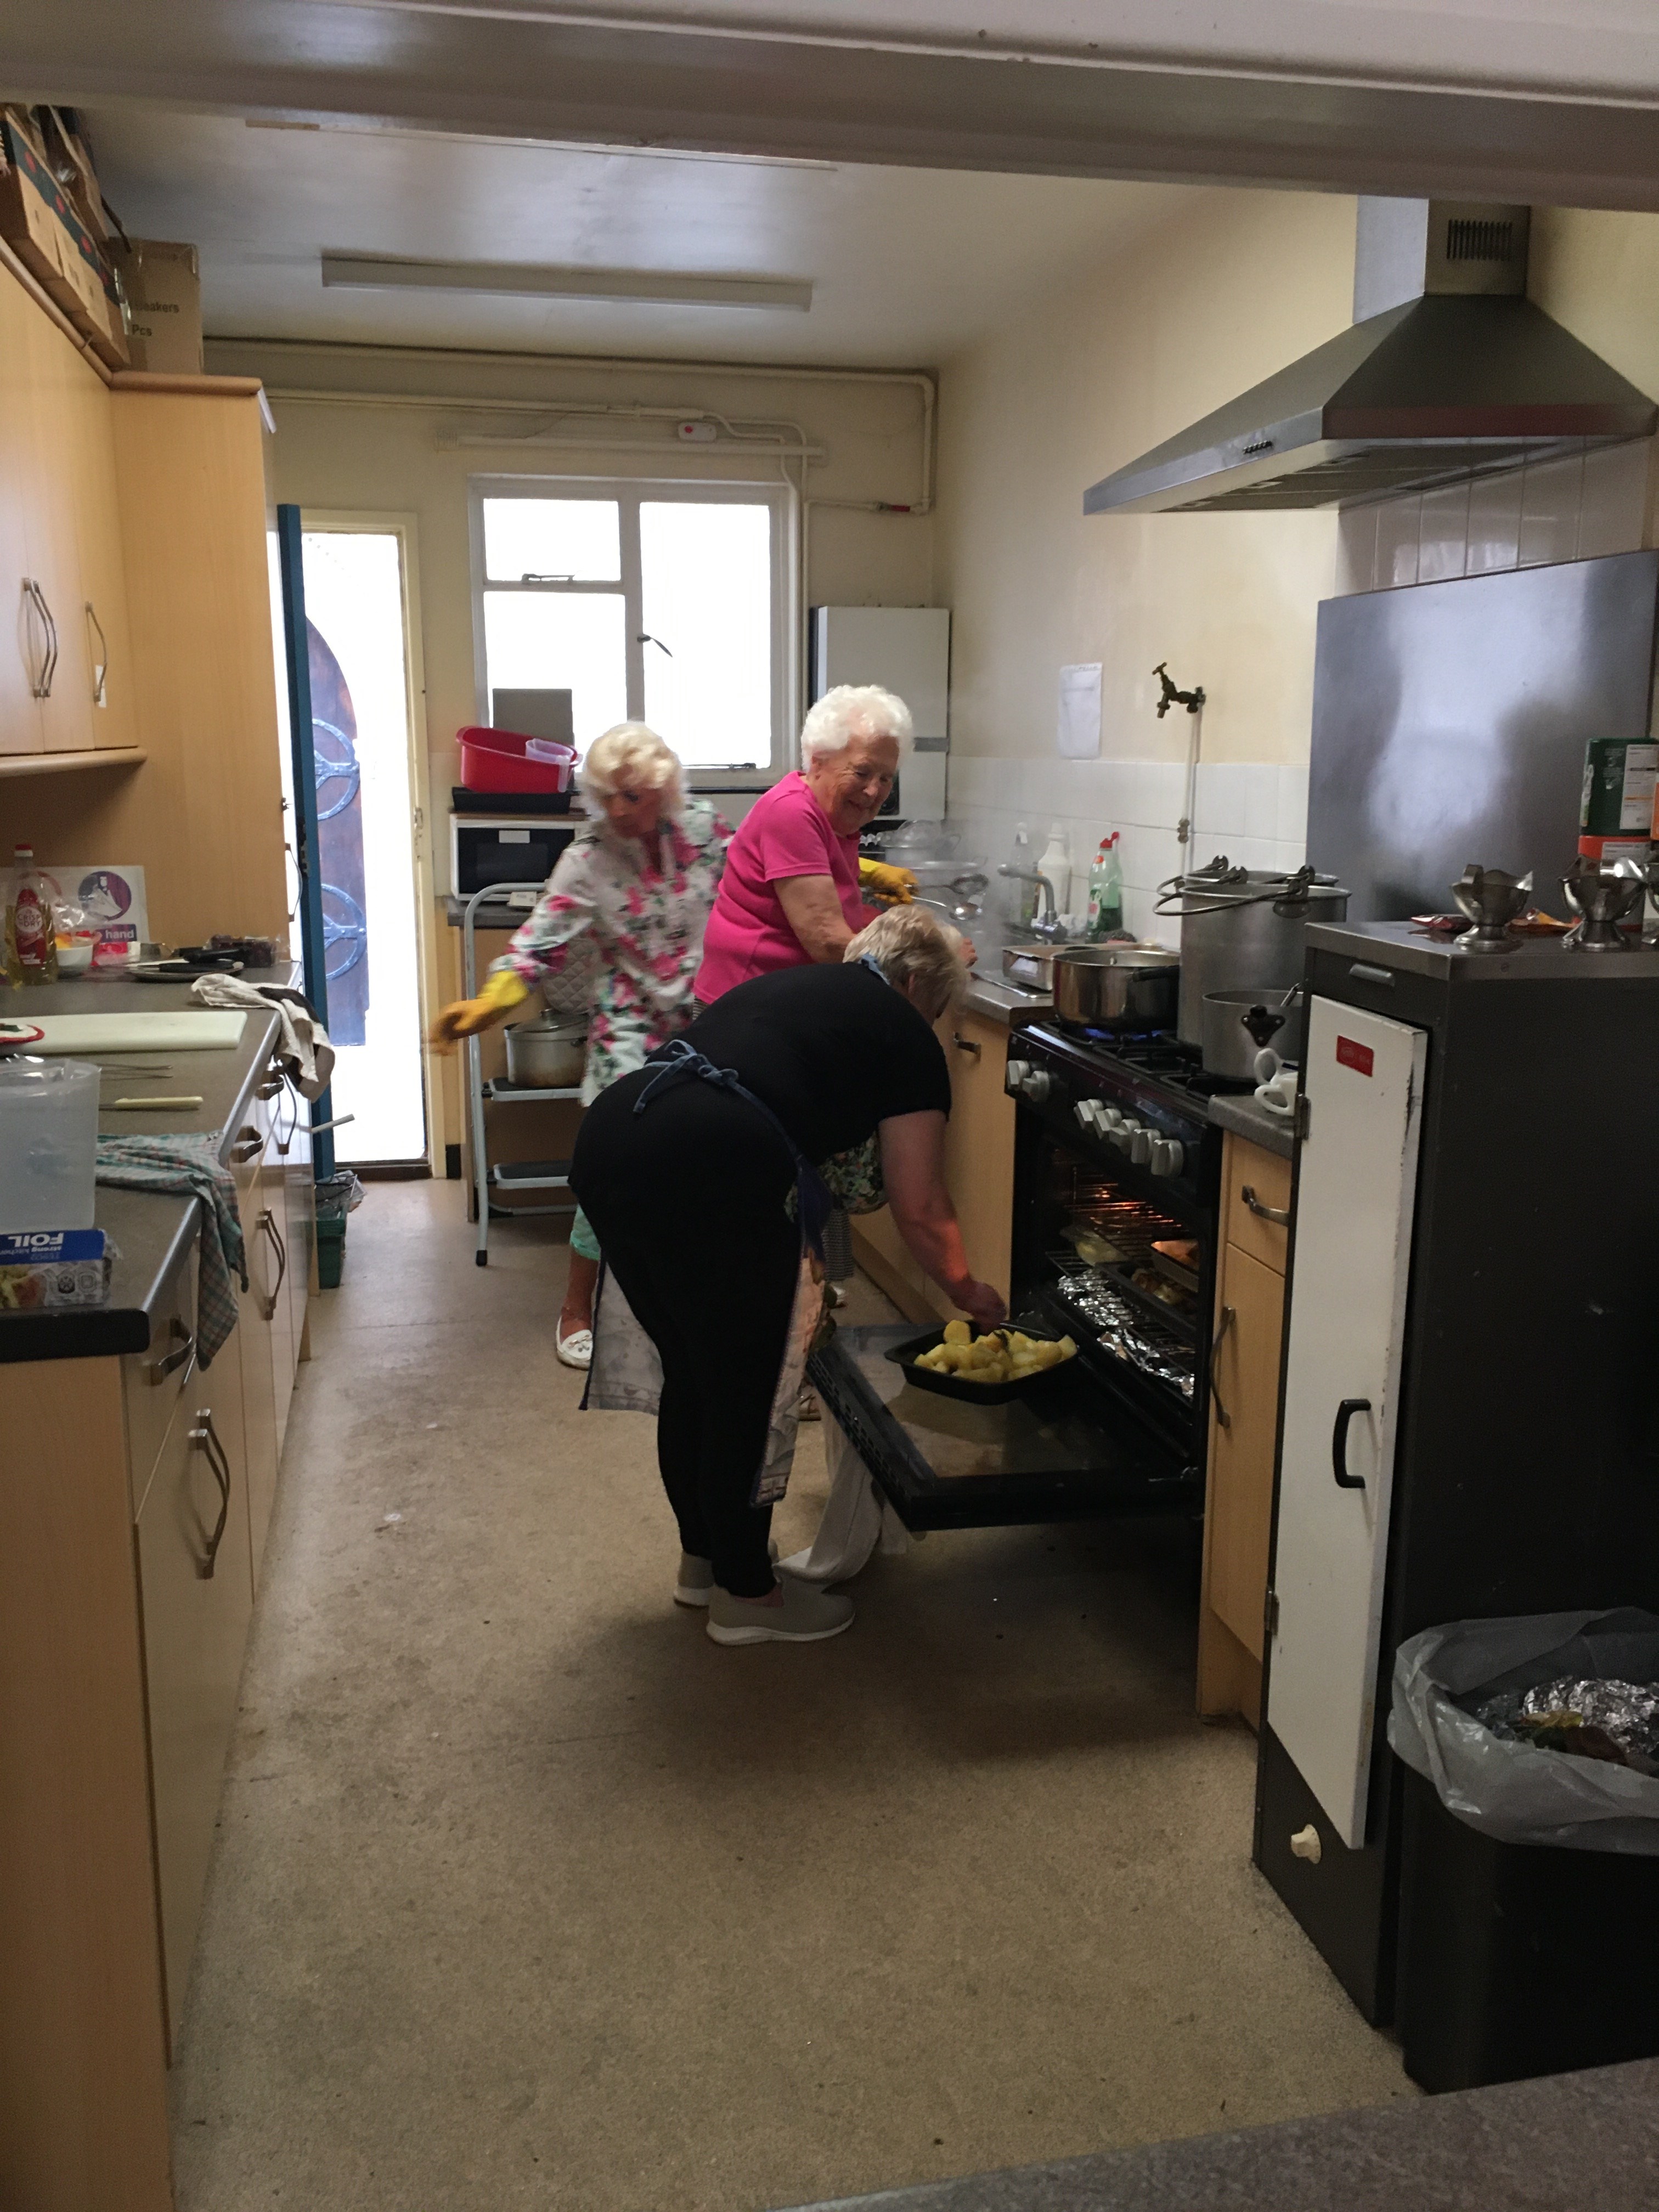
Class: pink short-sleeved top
695,771,870,1002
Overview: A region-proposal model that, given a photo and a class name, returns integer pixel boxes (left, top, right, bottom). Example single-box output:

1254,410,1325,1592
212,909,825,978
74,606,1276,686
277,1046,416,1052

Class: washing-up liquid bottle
4,844,58,986
1086,832,1125,939
1004,821,1037,929
1036,824,1071,919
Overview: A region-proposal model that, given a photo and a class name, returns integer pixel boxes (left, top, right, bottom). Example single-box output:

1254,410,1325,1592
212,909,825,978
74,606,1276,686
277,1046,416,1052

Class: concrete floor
171,1182,1410,2212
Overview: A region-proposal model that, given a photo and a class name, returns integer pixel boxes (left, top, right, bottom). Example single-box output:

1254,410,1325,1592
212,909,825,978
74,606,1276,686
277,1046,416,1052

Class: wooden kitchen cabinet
1198,1130,1293,1726
61,338,139,752
851,1007,1016,1325
0,262,44,754
134,1335,253,2053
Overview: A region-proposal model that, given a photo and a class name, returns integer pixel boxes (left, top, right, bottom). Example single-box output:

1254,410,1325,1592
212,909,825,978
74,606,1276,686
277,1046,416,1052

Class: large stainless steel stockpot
1050,945,1180,1032
1157,859,1347,1046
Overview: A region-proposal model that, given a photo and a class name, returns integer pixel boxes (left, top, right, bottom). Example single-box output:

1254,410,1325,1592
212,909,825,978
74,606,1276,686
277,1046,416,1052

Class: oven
1006,1024,1222,1489
808,1021,1219,1533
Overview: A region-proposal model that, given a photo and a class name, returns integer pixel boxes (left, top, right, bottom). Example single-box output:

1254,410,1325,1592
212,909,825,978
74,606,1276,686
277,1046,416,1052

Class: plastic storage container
0,1056,100,1229
456,726,576,798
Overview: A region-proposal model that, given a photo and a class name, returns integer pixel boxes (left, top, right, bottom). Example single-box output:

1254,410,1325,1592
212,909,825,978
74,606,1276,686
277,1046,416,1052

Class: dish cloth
95,1133,247,1365
189,975,335,1101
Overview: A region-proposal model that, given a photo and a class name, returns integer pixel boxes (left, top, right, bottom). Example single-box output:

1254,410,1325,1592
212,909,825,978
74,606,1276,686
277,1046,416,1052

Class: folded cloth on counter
778,1406,913,1583
95,1134,247,1364
189,975,335,1101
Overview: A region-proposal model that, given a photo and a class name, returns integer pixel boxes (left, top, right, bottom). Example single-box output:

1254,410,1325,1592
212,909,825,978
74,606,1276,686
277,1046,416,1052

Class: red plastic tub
456,726,577,795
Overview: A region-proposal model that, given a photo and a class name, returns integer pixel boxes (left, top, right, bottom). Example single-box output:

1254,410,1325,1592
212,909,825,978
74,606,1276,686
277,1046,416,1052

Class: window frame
469,472,798,787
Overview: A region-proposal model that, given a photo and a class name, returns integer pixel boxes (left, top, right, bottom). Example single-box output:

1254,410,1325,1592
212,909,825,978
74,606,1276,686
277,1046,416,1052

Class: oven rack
1052,1235,1200,1346
1049,1261,1197,1399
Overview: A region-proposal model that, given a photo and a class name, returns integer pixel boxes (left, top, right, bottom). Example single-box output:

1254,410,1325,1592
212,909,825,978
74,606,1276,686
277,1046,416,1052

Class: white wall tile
1518,452,1583,567
1243,764,1280,842
1579,441,1650,560
1417,479,1471,584
1277,763,1311,844
1375,493,1422,589
1273,837,1308,872
1467,467,1523,574
1335,503,1380,596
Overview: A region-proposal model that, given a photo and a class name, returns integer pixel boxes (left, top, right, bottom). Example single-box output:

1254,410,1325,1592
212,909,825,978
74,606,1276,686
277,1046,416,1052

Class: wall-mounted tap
1154,662,1206,718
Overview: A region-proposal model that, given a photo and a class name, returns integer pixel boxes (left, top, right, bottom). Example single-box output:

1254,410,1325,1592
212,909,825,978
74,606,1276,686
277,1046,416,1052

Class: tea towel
95,1133,247,1363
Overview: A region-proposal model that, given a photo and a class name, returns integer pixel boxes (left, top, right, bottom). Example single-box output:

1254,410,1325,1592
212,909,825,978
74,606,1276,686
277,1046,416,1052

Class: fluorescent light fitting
320,252,812,312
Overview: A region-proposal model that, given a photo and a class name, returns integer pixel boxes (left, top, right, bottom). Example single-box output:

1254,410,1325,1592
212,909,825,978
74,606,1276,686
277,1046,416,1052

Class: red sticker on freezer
1336,1035,1374,1077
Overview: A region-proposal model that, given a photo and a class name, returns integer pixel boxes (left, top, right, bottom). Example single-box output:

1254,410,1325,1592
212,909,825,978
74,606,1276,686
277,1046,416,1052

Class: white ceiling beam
7,1,1659,210
320,251,814,308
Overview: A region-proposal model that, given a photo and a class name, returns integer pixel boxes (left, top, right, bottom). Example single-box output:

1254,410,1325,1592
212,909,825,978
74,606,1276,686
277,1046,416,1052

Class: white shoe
556,1321,592,1369
707,1581,855,1646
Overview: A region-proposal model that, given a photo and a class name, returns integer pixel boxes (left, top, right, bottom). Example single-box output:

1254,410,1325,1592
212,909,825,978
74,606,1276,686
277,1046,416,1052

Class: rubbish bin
313,1170,363,1289
1389,1607,1659,2093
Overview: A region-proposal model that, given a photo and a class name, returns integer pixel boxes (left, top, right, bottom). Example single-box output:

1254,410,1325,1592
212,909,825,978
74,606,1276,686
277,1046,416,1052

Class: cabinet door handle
1209,1303,1235,1431
257,1208,287,1318
1241,1183,1291,1227
84,600,109,706
22,578,54,699
231,1124,263,1165
189,1409,232,1578
1332,1397,1371,1490
144,1316,196,1386
256,1071,285,1101
950,1031,982,1058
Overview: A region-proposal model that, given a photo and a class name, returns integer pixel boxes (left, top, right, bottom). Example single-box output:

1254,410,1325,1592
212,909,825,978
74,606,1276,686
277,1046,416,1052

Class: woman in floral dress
432,724,729,1367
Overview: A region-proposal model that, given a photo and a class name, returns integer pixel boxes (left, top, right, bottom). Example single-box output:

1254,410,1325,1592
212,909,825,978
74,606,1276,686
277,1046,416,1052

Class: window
472,478,793,775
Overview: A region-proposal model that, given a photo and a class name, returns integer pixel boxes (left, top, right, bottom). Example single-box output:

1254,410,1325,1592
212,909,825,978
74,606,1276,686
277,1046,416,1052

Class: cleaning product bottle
1036,823,1071,920
1004,821,1037,929
4,844,58,987
1086,832,1125,940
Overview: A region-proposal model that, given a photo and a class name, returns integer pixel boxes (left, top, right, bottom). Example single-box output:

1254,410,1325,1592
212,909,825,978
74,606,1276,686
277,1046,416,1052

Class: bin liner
314,1169,364,1222
1388,1606,1659,1855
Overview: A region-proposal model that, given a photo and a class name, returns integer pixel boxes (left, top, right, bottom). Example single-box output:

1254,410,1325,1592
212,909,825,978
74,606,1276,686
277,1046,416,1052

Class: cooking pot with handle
1158,858,1347,1046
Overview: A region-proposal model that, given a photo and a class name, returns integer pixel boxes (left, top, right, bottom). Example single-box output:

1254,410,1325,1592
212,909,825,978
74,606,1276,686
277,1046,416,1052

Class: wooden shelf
0,747,146,779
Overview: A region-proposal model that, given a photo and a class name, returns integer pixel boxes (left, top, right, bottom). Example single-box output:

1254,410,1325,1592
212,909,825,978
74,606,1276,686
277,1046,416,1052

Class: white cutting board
23,1012,249,1054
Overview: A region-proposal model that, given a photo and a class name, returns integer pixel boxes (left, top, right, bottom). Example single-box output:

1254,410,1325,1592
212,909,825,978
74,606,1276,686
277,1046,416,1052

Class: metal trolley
462,883,583,1267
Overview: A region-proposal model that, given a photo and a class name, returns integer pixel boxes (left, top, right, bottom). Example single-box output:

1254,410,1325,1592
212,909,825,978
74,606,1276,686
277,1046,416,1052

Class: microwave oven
450,815,577,900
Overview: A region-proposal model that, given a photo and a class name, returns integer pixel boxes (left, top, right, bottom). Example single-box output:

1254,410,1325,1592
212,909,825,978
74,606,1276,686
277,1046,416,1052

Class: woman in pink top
696,684,917,1002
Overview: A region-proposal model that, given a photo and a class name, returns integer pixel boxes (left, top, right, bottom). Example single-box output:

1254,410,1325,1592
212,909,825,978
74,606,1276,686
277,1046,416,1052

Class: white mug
1254,1049,1297,1118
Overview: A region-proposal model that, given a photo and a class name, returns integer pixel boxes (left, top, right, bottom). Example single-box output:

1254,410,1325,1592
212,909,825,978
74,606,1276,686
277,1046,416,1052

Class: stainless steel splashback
1307,550,1659,921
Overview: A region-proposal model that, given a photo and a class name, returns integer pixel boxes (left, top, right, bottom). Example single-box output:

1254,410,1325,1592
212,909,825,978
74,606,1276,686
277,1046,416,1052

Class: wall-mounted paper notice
1058,664,1102,759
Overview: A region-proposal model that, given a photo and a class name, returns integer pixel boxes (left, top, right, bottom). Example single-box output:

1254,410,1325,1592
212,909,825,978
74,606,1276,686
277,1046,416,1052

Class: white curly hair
579,723,685,815
799,683,913,770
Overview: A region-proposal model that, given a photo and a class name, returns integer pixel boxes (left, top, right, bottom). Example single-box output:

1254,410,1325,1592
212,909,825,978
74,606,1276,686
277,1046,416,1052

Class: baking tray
884,1319,1074,1405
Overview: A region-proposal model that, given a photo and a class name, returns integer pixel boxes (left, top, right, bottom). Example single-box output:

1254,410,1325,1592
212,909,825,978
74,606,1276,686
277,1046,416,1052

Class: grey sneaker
706,1580,855,1646
674,1539,780,1608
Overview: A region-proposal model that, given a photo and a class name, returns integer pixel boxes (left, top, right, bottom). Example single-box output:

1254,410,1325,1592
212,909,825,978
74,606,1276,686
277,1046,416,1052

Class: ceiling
81,108,1195,367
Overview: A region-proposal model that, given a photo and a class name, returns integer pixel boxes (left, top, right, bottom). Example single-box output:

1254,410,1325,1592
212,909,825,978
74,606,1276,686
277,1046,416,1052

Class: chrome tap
997,864,1065,941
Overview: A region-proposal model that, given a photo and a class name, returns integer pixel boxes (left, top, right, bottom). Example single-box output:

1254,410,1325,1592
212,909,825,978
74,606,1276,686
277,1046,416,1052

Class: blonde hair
845,905,967,1023
800,684,913,769
580,723,684,815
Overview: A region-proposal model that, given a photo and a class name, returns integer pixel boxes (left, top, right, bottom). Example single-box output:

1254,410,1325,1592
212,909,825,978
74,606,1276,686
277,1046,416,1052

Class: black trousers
570,1071,800,1599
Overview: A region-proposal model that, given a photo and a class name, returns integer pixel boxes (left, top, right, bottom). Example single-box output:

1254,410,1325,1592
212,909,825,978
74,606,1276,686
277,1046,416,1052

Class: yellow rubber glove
859,859,917,904
430,965,530,1050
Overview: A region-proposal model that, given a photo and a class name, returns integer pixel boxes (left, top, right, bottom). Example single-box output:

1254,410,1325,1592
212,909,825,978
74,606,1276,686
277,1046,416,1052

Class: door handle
1332,1397,1371,1489
22,578,55,699
85,600,109,706
1208,1304,1235,1431
951,1031,981,1058
1241,1184,1291,1227
144,1316,196,1386
257,1208,287,1318
230,1123,263,1165
189,1409,232,1578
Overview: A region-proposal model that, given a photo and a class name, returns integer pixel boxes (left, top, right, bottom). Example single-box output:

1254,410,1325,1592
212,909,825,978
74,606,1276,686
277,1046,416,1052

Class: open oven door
809,1323,1200,1533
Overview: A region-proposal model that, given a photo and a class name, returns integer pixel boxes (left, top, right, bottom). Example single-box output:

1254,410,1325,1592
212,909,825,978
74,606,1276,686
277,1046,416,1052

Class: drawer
1222,1135,1293,1274
122,1253,198,1515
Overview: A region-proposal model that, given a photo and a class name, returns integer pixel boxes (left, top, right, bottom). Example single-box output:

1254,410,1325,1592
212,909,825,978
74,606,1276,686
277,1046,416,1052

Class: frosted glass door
1267,997,1426,1849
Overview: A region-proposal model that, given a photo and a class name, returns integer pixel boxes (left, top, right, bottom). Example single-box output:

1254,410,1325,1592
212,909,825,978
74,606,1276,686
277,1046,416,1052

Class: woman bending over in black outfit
569,905,1005,1646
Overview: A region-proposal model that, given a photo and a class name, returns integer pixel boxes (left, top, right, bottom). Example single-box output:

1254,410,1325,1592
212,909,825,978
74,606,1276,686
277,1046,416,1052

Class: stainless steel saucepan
1051,945,1180,1032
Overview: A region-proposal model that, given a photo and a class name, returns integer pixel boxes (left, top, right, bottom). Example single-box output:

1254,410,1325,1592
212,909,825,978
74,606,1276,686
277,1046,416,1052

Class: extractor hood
1084,201,1657,515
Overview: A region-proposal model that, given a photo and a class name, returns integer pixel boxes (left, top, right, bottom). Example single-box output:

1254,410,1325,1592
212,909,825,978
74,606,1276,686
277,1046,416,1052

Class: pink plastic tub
456,726,577,795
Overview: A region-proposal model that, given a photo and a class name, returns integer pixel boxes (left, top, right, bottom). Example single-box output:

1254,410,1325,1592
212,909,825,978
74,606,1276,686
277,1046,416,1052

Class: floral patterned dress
490,800,731,1105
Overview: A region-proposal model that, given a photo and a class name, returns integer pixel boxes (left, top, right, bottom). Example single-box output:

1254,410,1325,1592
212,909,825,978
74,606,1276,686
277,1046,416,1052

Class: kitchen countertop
0,968,294,1363
1207,1089,1295,1160
778,2057,1659,2212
